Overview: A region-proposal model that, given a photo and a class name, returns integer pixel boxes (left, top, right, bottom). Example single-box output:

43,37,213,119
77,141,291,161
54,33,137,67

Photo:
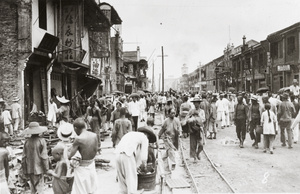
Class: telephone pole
152,62,154,92
159,73,161,92
157,46,168,93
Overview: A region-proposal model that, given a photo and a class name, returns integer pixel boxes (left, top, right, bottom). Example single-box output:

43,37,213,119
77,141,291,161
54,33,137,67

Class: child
48,144,70,194
1,105,13,136
261,103,277,154
22,122,49,193
0,132,10,194
56,123,78,191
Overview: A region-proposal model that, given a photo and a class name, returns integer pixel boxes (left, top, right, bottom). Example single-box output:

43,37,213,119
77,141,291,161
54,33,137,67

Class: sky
104,0,300,84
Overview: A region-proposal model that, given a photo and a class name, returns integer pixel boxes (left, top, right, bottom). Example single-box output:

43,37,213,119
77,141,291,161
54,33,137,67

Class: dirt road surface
181,124,300,193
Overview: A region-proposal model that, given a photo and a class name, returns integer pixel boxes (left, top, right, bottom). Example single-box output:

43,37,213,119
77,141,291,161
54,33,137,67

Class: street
189,125,300,193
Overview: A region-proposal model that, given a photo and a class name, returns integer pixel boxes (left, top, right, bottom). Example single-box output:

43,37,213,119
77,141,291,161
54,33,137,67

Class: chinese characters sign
58,3,82,62
91,58,101,76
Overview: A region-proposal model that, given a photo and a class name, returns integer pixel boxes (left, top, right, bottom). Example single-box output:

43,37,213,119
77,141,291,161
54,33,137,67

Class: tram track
179,138,236,193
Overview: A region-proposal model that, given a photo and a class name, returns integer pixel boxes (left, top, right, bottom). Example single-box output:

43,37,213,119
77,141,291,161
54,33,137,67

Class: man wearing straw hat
56,96,70,126
11,96,22,134
186,97,206,162
22,122,49,193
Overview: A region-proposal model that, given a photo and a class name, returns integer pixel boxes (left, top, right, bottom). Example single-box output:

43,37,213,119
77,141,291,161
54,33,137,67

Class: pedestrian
261,103,277,154
148,99,155,119
86,99,102,151
0,132,10,194
216,93,226,129
186,97,205,162
56,122,78,188
289,79,300,97
200,93,211,137
68,118,98,194
180,95,191,138
139,95,147,122
2,104,13,136
22,122,49,194
0,98,5,133
164,99,174,119
47,144,71,194
277,92,295,148
228,94,235,125
248,95,262,149
47,98,58,129
233,96,249,148
158,108,181,175
111,107,132,147
114,128,157,194
110,100,122,125
128,96,140,131
11,96,22,134
208,97,217,139
56,96,70,126
290,95,299,144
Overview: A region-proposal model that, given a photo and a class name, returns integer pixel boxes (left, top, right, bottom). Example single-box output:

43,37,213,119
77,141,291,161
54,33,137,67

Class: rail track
179,138,236,193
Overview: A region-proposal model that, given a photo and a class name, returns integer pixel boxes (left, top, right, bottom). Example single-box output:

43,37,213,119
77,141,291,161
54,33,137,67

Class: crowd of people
1,82,300,193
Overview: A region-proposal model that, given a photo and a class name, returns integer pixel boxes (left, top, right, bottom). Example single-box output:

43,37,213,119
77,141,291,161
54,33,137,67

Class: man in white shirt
115,128,156,194
139,95,147,122
223,94,230,127
128,96,141,131
216,93,226,129
290,79,300,98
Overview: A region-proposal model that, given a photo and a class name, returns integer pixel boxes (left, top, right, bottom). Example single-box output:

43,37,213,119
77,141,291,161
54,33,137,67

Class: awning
28,33,59,66
78,74,102,98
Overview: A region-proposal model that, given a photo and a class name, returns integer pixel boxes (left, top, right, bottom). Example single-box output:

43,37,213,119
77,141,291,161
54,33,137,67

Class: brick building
0,0,119,125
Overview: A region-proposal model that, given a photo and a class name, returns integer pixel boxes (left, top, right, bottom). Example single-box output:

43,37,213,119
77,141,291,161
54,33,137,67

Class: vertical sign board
58,3,82,62
91,58,101,77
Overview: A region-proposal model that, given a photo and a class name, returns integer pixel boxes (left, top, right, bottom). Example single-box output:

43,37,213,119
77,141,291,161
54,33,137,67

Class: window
271,42,279,59
38,0,47,30
287,36,296,55
213,81,216,86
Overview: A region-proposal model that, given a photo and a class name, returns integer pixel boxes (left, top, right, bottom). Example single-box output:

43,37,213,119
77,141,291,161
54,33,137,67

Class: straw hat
12,96,20,102
0,98,4,103
57,123,76,141
250,95,258,101
23,122,47,135
137,127,157,143
56,96,70,103
281,92,289,99
190,97,202,102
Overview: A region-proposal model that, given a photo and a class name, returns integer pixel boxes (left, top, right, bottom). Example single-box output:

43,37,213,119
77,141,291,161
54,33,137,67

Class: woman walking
261,103,277,154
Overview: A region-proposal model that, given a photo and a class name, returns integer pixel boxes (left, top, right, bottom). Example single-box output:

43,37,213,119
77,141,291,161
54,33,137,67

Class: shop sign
128,64,134,75
277,65,290,72
91,58,101,77
59,3,82,62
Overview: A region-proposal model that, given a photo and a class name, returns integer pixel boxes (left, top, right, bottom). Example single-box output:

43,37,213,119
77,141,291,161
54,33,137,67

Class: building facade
267,22,300,92
0,0,122,125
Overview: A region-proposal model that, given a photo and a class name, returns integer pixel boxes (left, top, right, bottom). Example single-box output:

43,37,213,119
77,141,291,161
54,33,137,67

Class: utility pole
157,46,168,93
152,62,154,92
159,73,161,92
162,46,165,92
